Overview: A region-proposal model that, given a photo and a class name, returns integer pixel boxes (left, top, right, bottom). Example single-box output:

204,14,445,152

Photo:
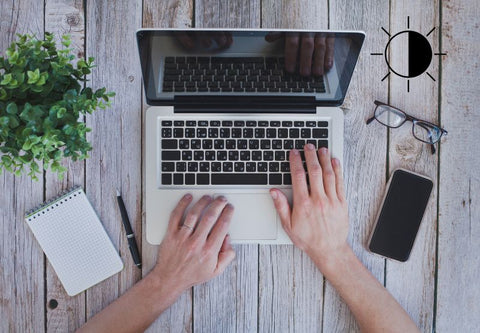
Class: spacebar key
211,173,267,185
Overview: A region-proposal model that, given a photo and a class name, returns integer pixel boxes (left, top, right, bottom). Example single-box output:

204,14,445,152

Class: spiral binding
26,186,84,222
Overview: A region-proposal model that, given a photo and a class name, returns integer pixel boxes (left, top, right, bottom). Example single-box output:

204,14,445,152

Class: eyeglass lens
413,121,443,144
375,105,406,128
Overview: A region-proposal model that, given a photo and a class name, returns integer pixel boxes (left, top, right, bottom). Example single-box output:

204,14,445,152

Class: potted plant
0,33,114,180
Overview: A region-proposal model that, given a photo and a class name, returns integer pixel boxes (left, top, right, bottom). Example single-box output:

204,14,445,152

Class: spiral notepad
26,187,123,296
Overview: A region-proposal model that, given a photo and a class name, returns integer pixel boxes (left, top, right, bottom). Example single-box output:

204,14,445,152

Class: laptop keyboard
160,119,329,186
162,56,326,94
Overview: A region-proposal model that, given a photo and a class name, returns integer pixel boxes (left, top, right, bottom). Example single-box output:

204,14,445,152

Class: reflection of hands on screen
265,32,335,76
174,31,233,51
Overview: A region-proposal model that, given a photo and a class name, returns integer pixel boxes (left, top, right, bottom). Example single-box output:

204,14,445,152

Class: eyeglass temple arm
366,116,375,125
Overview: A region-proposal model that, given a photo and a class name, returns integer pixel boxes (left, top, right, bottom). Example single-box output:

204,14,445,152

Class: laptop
137,29,364,244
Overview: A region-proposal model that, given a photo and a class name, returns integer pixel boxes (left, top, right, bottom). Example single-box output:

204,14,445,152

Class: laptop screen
137,29,364,107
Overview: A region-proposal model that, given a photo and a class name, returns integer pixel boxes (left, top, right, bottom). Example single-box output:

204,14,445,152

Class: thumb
269,189,292,233
214,235,235,276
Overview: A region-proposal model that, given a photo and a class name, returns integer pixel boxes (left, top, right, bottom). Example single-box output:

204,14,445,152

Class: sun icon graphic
371,16,447,92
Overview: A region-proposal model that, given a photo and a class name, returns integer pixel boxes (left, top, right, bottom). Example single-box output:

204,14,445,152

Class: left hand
151,194,236,294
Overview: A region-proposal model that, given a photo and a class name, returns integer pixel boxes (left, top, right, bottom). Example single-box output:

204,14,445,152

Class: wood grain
437,0,480,331
386,1,439,331
324,0,389,331
0,1,45,331
193,2,260,332
84,0,143,321
259,1,327,332
44,0,87,331
141,1,195,332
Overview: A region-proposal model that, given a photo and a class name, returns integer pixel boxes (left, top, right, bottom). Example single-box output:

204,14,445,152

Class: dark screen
369,170,433,261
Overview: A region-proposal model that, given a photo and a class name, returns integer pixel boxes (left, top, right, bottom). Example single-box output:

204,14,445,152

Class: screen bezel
136,28,365,107
367,168,434,262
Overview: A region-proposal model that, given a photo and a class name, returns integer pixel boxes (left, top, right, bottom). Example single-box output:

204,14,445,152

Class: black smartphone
368,169,433,262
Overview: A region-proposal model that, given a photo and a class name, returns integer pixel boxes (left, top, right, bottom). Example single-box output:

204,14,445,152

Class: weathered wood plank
324,0,389,331
437,0,480,331
386,1,439,331
193,1,260,332
44,1,87,331
84,0,143,320
141,1,194,332
0,1,45,331
259,1,327,331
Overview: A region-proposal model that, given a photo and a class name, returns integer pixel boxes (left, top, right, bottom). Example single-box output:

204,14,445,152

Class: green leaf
57,107,66,118
6,102,17,115
0,73,12,85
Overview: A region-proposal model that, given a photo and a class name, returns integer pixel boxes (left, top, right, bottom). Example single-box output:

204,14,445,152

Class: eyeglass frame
366,100,448,154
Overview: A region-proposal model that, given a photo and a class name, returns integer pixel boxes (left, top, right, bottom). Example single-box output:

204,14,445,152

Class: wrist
308,243,355,278
144,268,185,308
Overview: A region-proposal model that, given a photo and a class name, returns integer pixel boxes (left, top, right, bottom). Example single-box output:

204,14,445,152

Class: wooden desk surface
1,0,478,332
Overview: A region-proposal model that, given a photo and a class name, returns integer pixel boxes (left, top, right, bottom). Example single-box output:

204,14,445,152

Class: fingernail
292,149,299,156
321,147,328,155
203,194,212,200
306,143,315,151
270,190,278,200
226,203,234,210
184,193,192,200
218,195,227,202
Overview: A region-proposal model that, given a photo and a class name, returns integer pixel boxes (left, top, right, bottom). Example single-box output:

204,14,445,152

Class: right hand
269,145,349,270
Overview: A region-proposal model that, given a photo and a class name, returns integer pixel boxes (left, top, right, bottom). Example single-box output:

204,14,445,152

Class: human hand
269,145,349,270
151,194,236,294
265,32,335,76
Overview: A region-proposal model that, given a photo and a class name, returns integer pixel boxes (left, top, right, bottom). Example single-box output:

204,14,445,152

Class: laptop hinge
173,96,316,113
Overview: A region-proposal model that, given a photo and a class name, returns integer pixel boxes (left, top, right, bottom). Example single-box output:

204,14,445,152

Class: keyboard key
202,139,212,149
246,162,256,172
275,151,286,161
283,174,292,185
269,162,279,172
307,139,316,147
258,121,268,127
272,140,282,149
284,140,294,149
228,151,239,161
240,151,251,161
317,121,328,127
162,140,177,149
222,120,233,127
255,128,265,138
212,173,267,185
269,174,282,185
237,140,248,149
220,128,230,138
176,162,186,172
174,120,184,126
188,162,198,172
249,139,259,149
252,151,262,160
185,128,195,138
258,162,267,172
205,150,216,160
234,120,245,127
197,128,207,138
270,121,280,127
198,120,208,126
186,120,196,126
282,121,292,127
217,151,228,160
281,162,290,172
263,151,274,161
246,121,256,127
306,121,316,127
226,139,236,149
214,139,225,149
278,128,288,138
162,128,172,138
200,162,210,172
294,121,304,127
173,174,183,185
161,173,172,185
162,162,174,172
182,151,192,160
234,162,245,172
266,129,276,138
179,139,189,149
161,120,172,126
223,162,233,172
289,128,300,138
173,128,184,138
210,120,220,126
162,151,180,160
185,174,195,185
301,128,311,138
318,140,328,148
208,128,219,138
211,162,221,172
232,128,242,138
313,129,328,138
295,140,306,149
197,174,209,185
191,139,201,149
194,151,204,160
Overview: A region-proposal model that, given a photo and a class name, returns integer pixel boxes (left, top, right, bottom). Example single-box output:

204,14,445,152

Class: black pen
116,190,142,269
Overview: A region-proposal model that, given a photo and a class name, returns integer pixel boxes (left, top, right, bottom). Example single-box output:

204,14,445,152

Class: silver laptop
137,29,364,244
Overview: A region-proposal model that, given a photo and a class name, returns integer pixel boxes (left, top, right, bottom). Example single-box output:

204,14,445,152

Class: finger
312,36,326,76
300,34,315,76
304,144,326,198
193,196,228,240
265,32,283,42
284,33,300,73
225,32,233,47
213,32,228,48
289,149,309,203
324,37,335,70
214,235,235,276
199,33,213,48
181,195,212,235
167,193,193,234
269,189,292,233
318,148,336,199
332,157,346,202
207,204,234,253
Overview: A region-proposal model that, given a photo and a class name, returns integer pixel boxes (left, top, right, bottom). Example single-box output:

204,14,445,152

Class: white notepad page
26,188,123,296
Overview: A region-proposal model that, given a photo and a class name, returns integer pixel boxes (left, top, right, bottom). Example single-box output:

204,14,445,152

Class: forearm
77,272,183,333
313,246,420,333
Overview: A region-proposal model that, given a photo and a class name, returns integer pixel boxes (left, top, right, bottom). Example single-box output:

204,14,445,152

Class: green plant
0,33,114,180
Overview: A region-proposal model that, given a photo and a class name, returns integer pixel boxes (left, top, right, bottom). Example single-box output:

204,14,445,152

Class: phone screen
368,169,433,262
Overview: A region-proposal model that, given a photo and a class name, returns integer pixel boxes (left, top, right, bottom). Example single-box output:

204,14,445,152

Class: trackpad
215,193,277,240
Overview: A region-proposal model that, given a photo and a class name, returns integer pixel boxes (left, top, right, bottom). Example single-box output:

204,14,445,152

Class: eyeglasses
367,100,448,154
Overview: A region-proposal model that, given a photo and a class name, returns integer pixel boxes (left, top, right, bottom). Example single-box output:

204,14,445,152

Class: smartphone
368,169,433,262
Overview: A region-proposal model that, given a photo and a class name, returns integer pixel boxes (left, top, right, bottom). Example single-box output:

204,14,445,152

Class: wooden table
1,0,478,331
